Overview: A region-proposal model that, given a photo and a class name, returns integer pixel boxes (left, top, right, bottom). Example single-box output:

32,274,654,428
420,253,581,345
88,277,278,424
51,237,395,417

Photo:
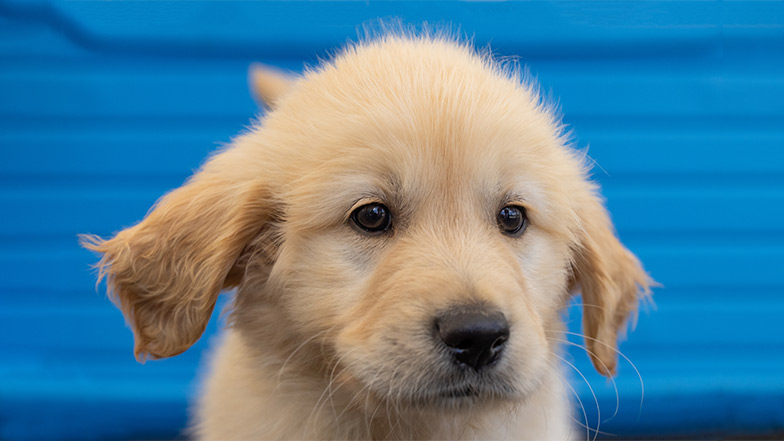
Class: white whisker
554,354,601,441
545,359,590,441
554,338,620,423
562,330,645,418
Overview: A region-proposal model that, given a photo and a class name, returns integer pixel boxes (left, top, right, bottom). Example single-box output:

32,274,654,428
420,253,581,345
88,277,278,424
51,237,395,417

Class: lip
439,385,478,399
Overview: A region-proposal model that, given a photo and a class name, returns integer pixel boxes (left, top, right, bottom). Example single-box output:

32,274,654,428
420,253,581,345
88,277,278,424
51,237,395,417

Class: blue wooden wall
1,1,783,439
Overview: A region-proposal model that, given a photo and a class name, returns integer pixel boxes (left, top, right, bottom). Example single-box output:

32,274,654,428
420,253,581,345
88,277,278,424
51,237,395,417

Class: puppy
82,34,650,440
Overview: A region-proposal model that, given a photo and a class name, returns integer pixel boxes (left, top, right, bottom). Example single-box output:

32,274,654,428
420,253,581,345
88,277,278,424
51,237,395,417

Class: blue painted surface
1,1,783,439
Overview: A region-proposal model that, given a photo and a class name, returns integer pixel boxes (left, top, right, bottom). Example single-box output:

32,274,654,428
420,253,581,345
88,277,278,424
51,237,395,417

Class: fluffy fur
82,34,650,440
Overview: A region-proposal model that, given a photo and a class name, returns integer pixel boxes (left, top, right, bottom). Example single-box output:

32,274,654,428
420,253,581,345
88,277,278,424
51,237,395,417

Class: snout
434,305,509,371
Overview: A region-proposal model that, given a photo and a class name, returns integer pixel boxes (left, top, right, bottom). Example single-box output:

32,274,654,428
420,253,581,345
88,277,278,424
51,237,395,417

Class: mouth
424,379,514,406
349,366,522,411
439,384,479,399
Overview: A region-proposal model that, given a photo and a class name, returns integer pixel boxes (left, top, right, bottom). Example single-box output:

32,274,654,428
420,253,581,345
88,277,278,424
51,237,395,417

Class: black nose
435,307,509,371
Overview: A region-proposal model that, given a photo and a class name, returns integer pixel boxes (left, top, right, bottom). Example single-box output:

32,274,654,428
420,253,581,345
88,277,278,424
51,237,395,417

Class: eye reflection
351,203,392,233
497,205,528,237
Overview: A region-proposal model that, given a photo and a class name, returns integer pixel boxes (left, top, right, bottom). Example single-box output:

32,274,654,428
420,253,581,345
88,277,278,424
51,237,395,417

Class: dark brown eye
497,205,528,237
351,203,392,233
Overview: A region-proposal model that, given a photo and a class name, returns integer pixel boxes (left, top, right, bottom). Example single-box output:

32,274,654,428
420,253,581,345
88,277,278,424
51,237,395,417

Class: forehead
278,107,565,237
265,39,575,229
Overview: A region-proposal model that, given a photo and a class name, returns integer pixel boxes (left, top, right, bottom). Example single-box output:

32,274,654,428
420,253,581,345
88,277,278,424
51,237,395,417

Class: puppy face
83,36,649,411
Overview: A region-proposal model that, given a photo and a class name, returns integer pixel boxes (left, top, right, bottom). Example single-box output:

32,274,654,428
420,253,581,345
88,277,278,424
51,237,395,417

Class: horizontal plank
580,131,784,176
1,1,781,60
0,296,228,354
565,300,784,347
0,352,202,381
2,65,783,120
1,184,782,237
2,346,780,399
0,393,188,441
2,286,783,351
0,69,255,120
0,377,780,440
0,333,781,438
0,14,87,61
1,329,781,423
0,131,226,176
1,376,779,440
1,238,783,291
2,126,784,176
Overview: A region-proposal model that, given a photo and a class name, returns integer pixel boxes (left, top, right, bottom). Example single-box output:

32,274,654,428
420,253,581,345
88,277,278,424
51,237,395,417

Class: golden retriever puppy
82,34,650,440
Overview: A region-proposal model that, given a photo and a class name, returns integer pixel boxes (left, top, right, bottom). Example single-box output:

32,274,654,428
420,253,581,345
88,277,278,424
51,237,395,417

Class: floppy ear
571,189,651,376
80,150,270,361
249,63,295,109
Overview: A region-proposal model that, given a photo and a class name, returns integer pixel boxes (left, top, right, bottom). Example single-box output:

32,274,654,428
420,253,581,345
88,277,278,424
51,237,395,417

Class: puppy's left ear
80,149,272,361
571,188,652,377
249,63,295,109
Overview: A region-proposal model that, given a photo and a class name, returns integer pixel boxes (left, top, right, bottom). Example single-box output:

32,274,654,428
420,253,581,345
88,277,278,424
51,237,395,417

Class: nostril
452,338,474,351
491,335,507,351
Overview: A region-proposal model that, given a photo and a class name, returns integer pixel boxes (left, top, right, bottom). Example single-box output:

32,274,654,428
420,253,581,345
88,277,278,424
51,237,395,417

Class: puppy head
83,35,649,406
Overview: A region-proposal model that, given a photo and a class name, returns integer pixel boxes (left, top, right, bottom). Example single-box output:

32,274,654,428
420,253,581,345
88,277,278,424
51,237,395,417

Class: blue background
1,1,783,440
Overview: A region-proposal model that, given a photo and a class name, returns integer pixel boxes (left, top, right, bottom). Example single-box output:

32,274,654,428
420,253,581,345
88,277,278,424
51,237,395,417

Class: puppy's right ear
570,187,652,377
80,149,271,361
249,63,294,109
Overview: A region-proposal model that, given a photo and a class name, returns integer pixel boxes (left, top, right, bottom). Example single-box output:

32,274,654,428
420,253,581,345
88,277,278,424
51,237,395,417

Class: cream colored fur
82,34,650,440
